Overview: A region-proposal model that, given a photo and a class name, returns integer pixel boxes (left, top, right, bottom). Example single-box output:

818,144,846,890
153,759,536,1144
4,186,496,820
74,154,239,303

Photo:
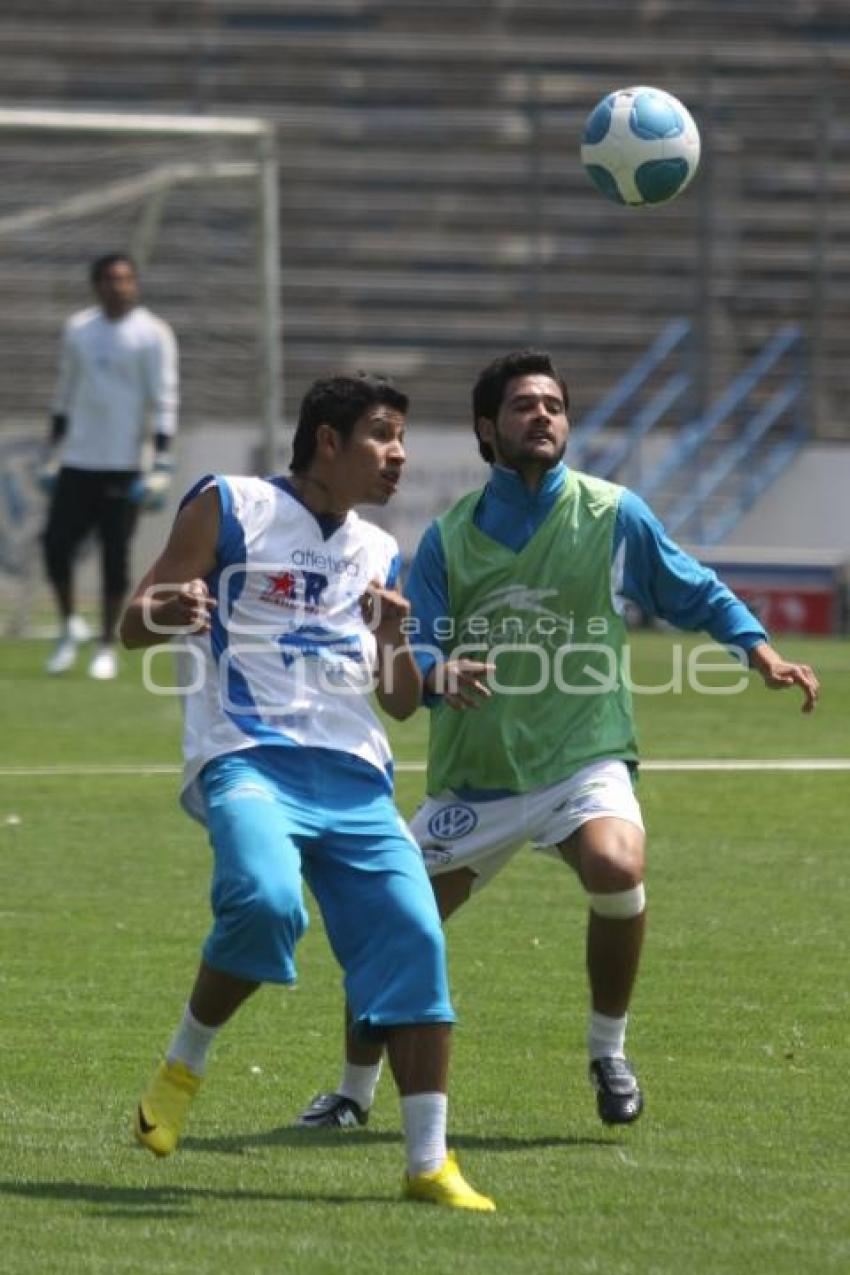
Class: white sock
67,614,90,641
401,1092,448,1177
338,1060,383,1111
588,1010,627,1062
166,1005,219,1076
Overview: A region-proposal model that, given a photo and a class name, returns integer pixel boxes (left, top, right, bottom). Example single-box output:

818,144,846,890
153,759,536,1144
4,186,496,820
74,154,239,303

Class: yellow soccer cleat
403,1150,496,1212
134,1059,201,1157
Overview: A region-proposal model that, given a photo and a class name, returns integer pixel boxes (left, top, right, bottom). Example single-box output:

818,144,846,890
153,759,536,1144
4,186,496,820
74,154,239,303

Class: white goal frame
0,107,283,468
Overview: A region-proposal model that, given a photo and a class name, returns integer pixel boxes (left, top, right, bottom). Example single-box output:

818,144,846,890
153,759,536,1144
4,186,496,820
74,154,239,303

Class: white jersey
52,305,179,471
179,475,402,822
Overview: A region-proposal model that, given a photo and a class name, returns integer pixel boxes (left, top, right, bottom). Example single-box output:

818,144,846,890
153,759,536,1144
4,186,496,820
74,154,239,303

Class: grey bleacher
0,1,848,438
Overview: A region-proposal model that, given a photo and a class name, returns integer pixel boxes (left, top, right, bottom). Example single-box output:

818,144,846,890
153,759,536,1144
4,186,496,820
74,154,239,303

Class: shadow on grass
0,1121,618,1216
0,1128,621,1216
0,1179,389,1216
180,1125,616,1155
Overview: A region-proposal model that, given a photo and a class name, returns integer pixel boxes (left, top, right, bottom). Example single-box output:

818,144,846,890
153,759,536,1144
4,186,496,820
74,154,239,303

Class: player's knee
103,551,131,598
43,528,72,583
584,829,645,892
259,879,308,944
588,883,646,920
213,874,307,947
391,898,446,970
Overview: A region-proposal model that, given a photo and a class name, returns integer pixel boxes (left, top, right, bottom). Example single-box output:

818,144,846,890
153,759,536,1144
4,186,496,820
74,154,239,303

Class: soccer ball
580,86,700,207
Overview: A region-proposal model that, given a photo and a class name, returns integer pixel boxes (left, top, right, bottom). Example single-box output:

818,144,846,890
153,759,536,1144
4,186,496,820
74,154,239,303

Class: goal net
0,109,280,634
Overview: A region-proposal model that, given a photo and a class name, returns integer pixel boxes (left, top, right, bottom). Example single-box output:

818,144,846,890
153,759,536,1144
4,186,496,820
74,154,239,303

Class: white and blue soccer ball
580,86,701,207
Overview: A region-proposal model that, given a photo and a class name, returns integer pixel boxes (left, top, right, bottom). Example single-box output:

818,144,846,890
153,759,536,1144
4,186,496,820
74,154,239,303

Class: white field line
642,759,850,772
0,759,848,778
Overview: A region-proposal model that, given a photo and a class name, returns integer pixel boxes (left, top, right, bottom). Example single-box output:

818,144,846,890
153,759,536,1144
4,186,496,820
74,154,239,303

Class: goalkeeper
299,348,819,1133
41,252,179,680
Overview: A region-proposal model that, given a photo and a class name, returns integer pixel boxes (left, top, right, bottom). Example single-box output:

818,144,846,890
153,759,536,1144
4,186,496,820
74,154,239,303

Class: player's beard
493,426,567,470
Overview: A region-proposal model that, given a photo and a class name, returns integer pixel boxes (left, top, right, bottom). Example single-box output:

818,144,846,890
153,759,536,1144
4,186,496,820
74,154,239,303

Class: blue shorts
199,744,454,1032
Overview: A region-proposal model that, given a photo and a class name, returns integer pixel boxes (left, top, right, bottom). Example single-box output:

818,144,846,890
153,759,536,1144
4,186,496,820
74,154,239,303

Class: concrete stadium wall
726,444,850,552
4,428,847,639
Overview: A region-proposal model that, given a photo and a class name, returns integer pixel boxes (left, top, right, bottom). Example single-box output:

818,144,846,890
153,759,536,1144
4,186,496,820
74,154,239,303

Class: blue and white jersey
178,475,402,821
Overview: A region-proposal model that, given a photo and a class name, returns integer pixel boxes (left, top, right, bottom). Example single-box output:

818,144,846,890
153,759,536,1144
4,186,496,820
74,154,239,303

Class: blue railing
570,318,693,477
589,371,692,484
640,325,807,544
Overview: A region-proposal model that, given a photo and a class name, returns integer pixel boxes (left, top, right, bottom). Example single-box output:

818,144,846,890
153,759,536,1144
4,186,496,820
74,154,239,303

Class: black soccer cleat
297,1091,369,1129
589,1056,644,1125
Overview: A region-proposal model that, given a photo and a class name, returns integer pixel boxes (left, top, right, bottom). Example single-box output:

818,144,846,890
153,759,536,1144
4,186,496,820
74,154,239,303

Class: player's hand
150,578,217,636
131,458,175,512
427,658,495,710
37,453,61,495
361,582,410,645
749,642,819,713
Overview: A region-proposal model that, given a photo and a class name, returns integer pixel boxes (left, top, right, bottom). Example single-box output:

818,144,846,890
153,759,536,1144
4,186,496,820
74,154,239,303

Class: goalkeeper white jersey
178,474,402,822
52,305,179,471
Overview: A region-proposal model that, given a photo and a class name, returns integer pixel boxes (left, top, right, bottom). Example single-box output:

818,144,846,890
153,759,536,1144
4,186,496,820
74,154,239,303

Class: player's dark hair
289,374,409,473
90,252,137,285
472,349,569,463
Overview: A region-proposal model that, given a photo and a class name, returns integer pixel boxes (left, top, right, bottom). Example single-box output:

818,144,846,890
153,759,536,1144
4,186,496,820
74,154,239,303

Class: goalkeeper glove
37,414,67,494
131,457,175,512
37,452,62,495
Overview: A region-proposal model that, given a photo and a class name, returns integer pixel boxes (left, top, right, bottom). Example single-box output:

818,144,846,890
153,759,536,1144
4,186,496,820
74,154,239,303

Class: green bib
427,469,639,795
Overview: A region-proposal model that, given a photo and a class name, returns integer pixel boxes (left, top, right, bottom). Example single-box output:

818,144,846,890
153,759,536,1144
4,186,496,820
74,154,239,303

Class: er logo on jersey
260,569,329,612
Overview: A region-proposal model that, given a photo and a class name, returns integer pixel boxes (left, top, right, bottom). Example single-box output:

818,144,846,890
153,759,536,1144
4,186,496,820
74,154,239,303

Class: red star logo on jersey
264,571,297,598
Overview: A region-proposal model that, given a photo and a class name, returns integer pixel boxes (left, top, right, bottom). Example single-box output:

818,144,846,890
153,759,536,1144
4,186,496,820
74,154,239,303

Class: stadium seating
0,1,848,438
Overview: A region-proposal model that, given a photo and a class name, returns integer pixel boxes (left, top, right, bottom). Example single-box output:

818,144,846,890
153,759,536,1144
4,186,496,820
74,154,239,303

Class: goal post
0,107,282,634
0,106,283,470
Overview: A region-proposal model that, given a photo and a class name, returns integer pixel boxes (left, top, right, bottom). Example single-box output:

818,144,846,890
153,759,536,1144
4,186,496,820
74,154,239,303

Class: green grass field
1,633,848,1274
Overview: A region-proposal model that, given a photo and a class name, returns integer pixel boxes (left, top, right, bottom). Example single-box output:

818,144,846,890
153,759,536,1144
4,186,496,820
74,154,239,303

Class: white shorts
410,759,644,890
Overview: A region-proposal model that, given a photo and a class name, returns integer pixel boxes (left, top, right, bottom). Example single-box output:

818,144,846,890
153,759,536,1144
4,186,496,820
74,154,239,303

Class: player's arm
370,593,496,717
119,485,219,649
146,323,180,440
39,322,75,491
423,658,494,710
51,319,75,425
367,582,423,721
134,326,180,509
615,491,819,711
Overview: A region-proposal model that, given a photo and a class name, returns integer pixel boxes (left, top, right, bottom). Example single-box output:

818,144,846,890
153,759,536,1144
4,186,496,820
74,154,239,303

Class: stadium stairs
571,319,809,545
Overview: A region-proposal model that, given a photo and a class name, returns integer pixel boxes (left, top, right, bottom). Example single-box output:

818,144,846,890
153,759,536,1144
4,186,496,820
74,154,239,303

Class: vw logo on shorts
427,803,478,841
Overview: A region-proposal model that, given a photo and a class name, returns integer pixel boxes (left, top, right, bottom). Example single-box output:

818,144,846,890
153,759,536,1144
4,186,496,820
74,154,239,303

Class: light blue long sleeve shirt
406,461,768,678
